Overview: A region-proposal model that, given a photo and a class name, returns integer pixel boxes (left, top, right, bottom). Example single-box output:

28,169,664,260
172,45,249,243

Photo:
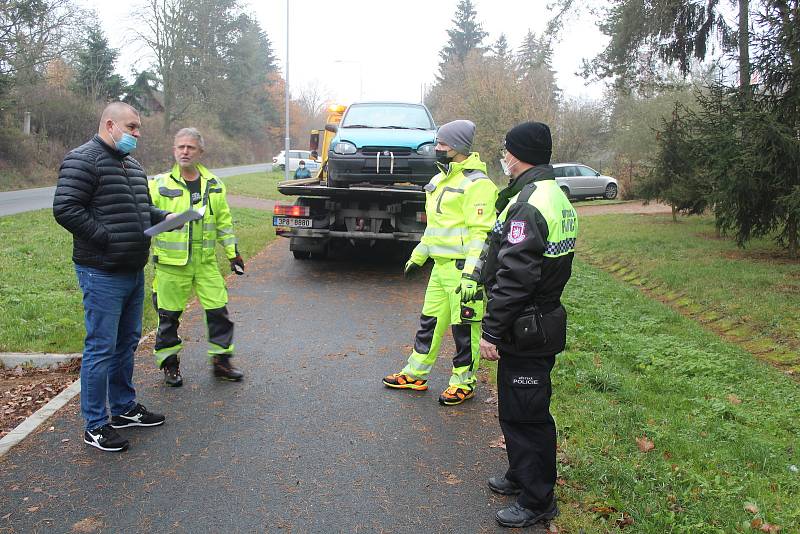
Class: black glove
404,259,422,278
230,255,245,275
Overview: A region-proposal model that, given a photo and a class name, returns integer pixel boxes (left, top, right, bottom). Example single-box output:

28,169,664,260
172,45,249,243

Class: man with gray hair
148,127,244,386
382,119,498,405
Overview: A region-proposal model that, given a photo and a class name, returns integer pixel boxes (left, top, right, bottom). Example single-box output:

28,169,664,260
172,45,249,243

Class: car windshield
341,104,434,130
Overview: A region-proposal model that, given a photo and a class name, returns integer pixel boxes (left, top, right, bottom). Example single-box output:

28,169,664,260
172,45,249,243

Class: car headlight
417,143,435,156
333,141,357,155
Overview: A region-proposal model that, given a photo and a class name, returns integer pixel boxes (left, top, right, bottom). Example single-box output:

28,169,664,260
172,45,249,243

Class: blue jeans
75,265,143,431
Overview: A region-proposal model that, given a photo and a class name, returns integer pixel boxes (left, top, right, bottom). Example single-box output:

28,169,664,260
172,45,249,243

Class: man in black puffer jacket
54,102,170,452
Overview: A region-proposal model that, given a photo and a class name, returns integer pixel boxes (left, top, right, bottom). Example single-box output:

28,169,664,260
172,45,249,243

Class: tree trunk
739,0,750,93
162,76,173,133
789,215,798,259
672,205,678,222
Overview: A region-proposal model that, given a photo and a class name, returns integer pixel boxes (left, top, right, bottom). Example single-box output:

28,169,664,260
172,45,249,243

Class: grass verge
221,170,290,200
579,213,799,373
485,259,800,532
0,208,275,353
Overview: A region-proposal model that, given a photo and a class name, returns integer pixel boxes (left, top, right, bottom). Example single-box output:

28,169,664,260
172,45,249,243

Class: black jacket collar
496,164,555,213
92,134,128,159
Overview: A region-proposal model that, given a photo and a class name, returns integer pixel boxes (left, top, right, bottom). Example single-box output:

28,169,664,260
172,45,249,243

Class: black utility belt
511,302,560,351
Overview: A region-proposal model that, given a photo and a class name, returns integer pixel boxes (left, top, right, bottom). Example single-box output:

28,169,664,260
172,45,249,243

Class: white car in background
272,150,321,172
553,163,618,200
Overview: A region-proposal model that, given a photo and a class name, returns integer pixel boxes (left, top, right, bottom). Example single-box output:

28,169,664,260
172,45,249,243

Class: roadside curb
0,352,81,369
0,332,155,458
0,379,80,457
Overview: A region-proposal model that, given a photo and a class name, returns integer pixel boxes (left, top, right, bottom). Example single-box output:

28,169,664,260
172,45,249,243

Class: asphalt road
0,240,549,533
0,163,272,217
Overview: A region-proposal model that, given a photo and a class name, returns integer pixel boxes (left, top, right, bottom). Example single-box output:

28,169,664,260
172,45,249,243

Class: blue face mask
112,122,138,153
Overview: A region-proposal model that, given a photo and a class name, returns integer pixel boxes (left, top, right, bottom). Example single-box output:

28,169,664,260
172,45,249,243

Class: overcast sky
84,0,610,105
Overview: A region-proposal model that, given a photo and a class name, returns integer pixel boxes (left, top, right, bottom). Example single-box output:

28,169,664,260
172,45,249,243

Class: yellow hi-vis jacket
148,163,237,266
411,152,498,278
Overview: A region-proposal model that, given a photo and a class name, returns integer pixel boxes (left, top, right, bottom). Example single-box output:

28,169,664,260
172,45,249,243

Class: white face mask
500,157,518,177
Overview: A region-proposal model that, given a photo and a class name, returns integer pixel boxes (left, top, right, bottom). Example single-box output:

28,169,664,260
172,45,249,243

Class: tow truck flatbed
277,179,425,201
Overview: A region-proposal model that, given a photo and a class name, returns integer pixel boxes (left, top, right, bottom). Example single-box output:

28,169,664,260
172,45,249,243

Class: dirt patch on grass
575,200,672,216
775,284,800,294
720,249,800,265
1,359,79,439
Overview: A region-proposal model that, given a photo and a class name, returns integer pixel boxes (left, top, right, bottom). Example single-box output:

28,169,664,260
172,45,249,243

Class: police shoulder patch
507,220,527,244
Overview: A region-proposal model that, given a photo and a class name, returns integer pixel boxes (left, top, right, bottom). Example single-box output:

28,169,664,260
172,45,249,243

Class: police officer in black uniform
476,122,578,528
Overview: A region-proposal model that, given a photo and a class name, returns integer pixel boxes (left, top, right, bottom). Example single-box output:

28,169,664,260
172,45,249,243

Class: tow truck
272,102,437,259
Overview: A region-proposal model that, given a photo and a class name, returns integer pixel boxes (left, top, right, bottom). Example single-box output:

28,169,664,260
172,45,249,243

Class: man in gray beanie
382,120,498,406
435,119,476,158
471,121,577,528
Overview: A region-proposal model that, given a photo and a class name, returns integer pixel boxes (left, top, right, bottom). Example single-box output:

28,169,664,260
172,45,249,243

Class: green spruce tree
73,26,125,101
437,0,487,76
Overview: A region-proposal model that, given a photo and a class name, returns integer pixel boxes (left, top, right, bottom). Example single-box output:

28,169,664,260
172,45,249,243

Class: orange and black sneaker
438,386,475,405
382,372,428,391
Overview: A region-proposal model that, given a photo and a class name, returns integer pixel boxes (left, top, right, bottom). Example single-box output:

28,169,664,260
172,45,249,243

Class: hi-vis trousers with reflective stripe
152,243,234,368
401,258,481,389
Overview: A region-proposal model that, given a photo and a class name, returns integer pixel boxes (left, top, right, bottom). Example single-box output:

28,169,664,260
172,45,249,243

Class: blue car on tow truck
326,102,437,188
274,102,434,259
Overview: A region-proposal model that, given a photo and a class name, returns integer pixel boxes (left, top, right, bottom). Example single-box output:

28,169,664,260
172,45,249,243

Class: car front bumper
328,151,437,185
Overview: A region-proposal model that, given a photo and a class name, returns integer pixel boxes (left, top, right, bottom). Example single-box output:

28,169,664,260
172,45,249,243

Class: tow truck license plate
273,217,312,228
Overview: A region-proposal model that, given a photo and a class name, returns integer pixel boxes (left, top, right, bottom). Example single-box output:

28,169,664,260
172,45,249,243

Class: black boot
161,355,183,387
495,499,559,528
213,355,243,381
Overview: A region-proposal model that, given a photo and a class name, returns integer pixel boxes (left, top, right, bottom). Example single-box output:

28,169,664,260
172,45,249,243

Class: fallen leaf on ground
71,517,103,533
590,505,617,517
547,523,560,533
636,436,655,452
728,394,742,405
616,513,635,527
488,435,506,450
26,506,38,513
441,472,461,485
744,502,759,514
759,523,781,533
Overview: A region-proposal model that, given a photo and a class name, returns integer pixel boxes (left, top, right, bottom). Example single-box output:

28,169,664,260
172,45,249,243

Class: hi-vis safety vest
499,179,577,259
148,163,237,266
414,152,498,277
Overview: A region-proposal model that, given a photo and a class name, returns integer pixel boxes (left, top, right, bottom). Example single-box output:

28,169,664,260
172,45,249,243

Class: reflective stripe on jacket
413,152,497,277
148,163,237,266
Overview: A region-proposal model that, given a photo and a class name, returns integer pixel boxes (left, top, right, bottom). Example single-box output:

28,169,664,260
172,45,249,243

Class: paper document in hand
144,209,204,236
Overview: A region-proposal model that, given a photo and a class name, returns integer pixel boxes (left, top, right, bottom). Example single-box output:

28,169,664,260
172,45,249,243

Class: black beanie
504,122,552,165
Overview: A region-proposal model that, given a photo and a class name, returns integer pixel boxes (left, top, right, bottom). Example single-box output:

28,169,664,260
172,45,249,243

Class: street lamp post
284,0,290,182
